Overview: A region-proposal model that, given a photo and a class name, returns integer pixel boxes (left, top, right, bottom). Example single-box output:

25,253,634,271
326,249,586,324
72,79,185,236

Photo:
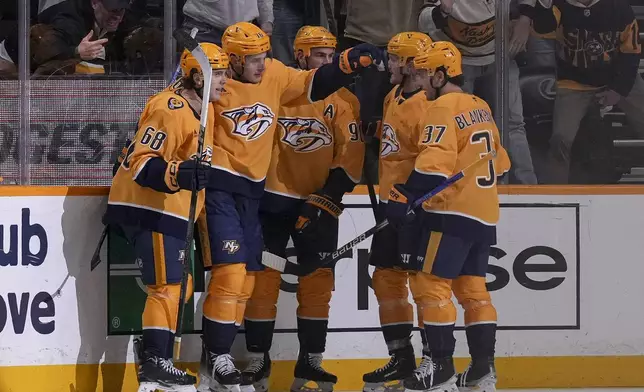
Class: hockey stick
263,151,497,276
170,27,198,83
90,226,108,271
90,138,132,272
172,29,213,361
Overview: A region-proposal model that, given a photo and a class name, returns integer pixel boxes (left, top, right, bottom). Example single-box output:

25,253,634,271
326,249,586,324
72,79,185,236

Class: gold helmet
387,32,433,64
293,25,337,57
413,41,463,78
222,22,271,62
180,42,229,76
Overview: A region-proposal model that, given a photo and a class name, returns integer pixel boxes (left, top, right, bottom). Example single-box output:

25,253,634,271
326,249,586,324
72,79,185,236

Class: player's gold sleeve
122,97,185,192
330,91,364,183
272,59,316,107
414,106,458,179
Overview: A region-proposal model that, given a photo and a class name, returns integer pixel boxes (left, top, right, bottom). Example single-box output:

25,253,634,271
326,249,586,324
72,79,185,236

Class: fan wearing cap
195,21,384,392
240,25,364,392
25,0,136,73
378,41,510,392
103,43,228,392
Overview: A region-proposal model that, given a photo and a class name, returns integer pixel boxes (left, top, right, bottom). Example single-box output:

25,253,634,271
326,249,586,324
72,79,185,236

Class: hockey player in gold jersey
360,31,433,392
240,26,364,392
383,41,510,392
196,22,384,392
104,43,229,392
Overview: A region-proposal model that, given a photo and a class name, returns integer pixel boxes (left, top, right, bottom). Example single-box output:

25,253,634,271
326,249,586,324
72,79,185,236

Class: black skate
403,356,457,392
197,346,242,392
241,352,271,392
291,352,337,392
456,359,497,392
137,352,197,392
362,345,417,392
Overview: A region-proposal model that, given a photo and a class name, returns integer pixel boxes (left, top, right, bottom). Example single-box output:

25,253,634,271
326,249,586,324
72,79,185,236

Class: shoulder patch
168,97,184,110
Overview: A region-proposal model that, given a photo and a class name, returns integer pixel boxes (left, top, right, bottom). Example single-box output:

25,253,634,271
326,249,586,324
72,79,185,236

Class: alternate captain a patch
168,97,184,110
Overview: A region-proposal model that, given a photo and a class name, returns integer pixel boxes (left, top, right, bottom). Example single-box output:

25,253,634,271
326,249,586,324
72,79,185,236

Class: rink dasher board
0,187,642,367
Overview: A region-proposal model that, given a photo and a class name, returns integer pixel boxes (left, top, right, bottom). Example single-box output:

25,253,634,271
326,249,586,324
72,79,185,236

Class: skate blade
212,381,242,392
252,378,269,392
290,378,335,392
363,380,405,392
404,376,458,392
196,372,214,392
240,384,256,392
138,381,197,392
457,378,496,392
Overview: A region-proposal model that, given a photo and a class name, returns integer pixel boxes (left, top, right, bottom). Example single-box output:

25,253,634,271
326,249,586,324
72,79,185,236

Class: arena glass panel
0,79,19,185
28,77,166,186
21,0,168,186
512,0,644,185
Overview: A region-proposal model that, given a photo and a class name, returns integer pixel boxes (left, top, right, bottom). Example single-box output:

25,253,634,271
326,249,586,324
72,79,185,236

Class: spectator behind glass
418,0,539,185
271,0,321,66
7,0,163,76
528,0,644,184
181,0,274,45
342,0,424,48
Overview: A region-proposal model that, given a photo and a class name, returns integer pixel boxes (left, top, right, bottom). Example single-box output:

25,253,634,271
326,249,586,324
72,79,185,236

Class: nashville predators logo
222,240,240,255
278,117,333,153
222,103,275,141
380,124,400,157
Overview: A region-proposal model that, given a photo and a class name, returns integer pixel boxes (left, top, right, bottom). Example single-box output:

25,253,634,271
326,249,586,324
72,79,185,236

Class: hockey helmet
222,22,271,62
413,41,463,78
293,25,337,57
387,32,433,64
180,42,229,76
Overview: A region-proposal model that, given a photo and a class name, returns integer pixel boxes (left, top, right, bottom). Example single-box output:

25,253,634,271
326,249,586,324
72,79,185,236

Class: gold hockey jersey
378,85,434,202
262,87,364,212
418,92,510,244
104,88,214,240
210,58,317,197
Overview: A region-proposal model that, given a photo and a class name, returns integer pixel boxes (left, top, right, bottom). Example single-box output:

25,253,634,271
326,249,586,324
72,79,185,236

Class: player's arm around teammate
386,42,510,392
103,44,229,392
196,22,382,392
360,32,435,392
240,26,364,392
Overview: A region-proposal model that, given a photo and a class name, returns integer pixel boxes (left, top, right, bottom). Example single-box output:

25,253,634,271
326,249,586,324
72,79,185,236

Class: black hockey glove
168,159,210,191
386,184,416,230
295,191,344,246
337,43,386,74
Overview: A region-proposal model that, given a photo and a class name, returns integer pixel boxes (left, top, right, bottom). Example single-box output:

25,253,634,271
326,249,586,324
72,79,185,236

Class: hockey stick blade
172,29,199,52
263,151,496,276
170,28,199,83
90,226,108,271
